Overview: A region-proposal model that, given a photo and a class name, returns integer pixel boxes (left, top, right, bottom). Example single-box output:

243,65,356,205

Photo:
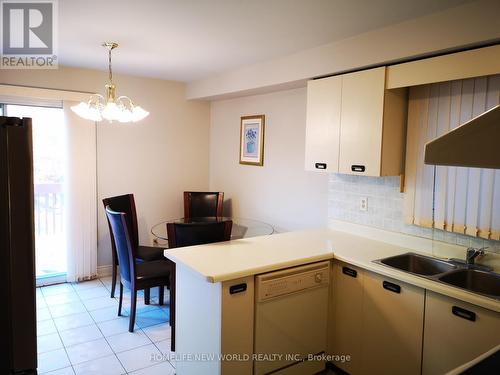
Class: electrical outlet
359,197,368,211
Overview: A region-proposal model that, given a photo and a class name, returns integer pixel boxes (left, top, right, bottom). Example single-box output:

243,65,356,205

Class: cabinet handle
342,267,357,278
351,165,365,172
383,281,401,294
452,306,476,322
229,283,247,295
315,163,327,170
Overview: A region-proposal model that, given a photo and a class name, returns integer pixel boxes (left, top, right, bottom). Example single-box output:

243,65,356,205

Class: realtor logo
1,0,58,68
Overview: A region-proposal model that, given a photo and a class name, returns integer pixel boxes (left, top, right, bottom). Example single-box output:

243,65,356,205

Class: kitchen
1,1,500,374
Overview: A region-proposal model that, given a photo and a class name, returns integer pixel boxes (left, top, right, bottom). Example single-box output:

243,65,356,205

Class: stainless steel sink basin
375,252,457,276
438,269,500,299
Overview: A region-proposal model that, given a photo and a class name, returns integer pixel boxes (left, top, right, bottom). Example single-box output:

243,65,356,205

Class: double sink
374,252,500,300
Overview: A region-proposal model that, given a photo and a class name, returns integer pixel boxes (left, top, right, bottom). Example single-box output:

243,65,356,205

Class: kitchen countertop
163,228,500,313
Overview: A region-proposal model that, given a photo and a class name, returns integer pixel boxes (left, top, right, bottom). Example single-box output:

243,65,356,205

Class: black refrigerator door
0,116,37,374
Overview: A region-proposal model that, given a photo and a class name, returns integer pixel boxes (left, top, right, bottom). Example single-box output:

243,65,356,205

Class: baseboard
97,264,113,278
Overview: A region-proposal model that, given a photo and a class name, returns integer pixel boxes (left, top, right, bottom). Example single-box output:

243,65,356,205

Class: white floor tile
66,338,113,365
37,298,47,310
44,366,75,375
37,333,63,353
135,309,169,329
37,319,57,336
89,306,123,323
82,296,118,311
37,308,52,322
49,301,86,318
122,303,159,315
72,354,125,375
53,312,94,331
116,343,161,373
142,323,171,343
72,279,104,291
106,329,152,353
129,360,175,375
44,292,80,306
59,324,103,348
76,286,109,300
38,348,71,374
155,339,173,356
41,283,75,297
97,317,138,337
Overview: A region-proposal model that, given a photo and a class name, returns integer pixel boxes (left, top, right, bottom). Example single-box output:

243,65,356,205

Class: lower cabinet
360,271,424,375
330,262,364,374
422,291,500,375
330,262,424,375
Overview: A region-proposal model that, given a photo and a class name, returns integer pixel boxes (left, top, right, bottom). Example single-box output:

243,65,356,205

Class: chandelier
71,42,149,123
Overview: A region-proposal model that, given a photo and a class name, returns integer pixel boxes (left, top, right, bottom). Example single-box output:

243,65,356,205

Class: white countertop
164,227,500,312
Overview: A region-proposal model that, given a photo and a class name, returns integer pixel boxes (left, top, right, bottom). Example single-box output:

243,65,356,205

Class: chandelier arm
88,94,106,108
116,95,134,108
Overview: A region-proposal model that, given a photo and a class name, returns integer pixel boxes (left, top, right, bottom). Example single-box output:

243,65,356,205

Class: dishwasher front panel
254,261,330,375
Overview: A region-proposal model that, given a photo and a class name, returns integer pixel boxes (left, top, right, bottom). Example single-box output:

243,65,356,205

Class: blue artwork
243,124,259,157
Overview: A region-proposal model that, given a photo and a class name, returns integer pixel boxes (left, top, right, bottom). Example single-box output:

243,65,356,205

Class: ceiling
59,0,474,82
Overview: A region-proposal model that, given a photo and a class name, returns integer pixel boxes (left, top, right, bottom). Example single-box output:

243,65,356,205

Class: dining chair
166,219,233,351
105,206,172,332
103,194,165,299
183,191,224,218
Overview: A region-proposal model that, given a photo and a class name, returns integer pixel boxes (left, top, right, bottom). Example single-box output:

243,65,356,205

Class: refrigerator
0,116,37,374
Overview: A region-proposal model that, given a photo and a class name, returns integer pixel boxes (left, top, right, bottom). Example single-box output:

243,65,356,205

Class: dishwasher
254,261,330,375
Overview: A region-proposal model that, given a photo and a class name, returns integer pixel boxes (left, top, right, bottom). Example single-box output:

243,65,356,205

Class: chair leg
110,263,118,298
118,282,123,316
159,286,164,306
144,288,150,305
129,289,137,332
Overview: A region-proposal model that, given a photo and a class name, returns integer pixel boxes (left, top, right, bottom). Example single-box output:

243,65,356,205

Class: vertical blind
404,75,500,240
64,101,98,281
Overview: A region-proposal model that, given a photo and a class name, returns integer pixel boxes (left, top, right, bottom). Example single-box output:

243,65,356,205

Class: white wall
209,88,328,232
0,67,210,267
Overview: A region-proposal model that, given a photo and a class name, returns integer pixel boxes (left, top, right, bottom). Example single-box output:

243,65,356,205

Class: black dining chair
166,219,233,351
105,206,173,332
183,191,224,218
103,194,165,299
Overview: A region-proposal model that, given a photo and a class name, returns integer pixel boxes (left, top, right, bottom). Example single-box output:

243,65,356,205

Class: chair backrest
103,194,139,251
167,220,232,248
183,191,224,218
105,206,136,284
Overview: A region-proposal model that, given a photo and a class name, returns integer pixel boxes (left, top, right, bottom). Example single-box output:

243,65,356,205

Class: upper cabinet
305,66,408,176
304,75,342,173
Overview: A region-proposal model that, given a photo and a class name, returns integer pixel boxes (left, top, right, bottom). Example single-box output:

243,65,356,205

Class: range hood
424,104,500,169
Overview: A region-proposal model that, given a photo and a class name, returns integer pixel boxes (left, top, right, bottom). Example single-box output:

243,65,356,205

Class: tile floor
36,277,175,374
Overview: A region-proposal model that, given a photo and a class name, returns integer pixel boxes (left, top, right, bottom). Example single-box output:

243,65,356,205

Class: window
404,75,500,240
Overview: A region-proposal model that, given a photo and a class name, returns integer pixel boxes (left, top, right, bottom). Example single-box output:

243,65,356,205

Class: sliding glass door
4,104,67,283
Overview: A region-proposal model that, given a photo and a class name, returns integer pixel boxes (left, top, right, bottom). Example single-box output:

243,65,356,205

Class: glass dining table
151,216,275,246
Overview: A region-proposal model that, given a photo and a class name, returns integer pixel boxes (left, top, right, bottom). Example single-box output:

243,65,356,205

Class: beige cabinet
329,261,364,374
422,291,500,375
304,67,407,176
330,263,424,375
360,271,425,375
304,75,342,172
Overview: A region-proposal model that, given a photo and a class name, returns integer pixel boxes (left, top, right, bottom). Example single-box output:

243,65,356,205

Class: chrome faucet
465,247,487,265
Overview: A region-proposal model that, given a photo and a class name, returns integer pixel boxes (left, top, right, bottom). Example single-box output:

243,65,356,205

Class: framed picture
239,115,265,166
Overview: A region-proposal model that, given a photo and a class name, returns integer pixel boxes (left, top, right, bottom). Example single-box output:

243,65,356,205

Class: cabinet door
304,76,342,172
422,291,500,375
339,67,386,176
361,271,424,375
329,262,364,374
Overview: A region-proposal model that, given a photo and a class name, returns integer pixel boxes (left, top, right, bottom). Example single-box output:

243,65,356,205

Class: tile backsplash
328,174,500,251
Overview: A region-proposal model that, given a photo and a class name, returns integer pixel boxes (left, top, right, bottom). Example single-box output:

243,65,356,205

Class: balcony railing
34,183,64,236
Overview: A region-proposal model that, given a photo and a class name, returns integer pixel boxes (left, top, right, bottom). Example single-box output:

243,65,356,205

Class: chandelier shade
71,42,149,123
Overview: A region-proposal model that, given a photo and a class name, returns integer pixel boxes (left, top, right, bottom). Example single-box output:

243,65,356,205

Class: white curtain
64,101,98,281
405,75,500,240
